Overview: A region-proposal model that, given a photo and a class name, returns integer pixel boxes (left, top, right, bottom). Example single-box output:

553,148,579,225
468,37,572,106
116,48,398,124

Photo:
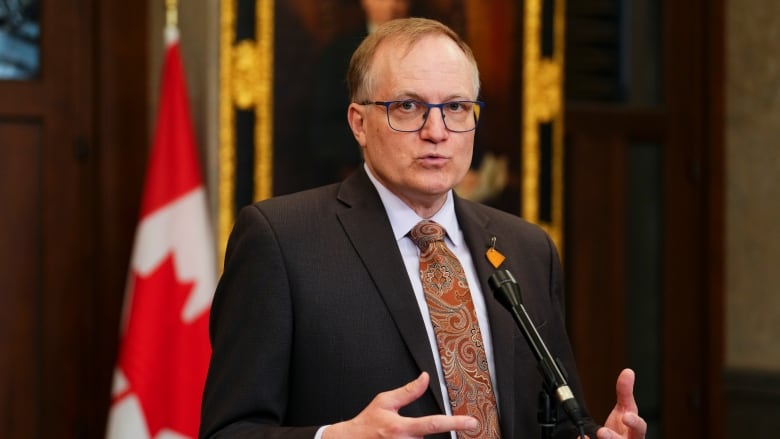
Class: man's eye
399,100,419,111
445,102,467,112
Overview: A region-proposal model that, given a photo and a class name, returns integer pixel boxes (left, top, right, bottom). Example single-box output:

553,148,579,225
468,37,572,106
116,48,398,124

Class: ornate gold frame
218,0,566,261
522,0,566,252
218,0,274,268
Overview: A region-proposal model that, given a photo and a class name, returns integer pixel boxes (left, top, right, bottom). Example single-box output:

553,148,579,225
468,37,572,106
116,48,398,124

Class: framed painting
218,0,564,262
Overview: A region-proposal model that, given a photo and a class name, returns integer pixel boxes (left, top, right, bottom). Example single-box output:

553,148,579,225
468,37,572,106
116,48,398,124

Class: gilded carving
218,0,274,269
218,0,237,270
522,0,566,252
232,40,260,110
254,0,274,203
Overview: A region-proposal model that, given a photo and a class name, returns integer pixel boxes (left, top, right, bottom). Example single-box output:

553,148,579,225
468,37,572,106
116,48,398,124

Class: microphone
488,269,587,430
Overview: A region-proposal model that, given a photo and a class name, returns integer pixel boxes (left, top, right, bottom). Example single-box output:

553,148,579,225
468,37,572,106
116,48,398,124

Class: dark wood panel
34,0,95,434
704,0,726,432
563,1,725,437
88,0,150,434
661,0,724,436
0,121,43,439
565,133,628,422
0,0,148,435
0,83,48,117
724,368,780,438
565,105,666,138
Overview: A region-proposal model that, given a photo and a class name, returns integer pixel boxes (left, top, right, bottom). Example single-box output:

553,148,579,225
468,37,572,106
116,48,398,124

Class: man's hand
322,372,478,439
596,369,647,439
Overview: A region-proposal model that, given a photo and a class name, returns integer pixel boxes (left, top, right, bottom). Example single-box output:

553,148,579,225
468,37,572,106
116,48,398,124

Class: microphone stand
538,388,556,439
488,269,587,439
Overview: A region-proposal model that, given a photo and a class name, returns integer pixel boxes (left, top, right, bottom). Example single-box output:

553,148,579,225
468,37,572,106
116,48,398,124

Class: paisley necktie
409,220,502,439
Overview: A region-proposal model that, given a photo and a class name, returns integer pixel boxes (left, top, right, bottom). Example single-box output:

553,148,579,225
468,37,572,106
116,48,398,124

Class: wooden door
564,1,724,438
0,0,148,436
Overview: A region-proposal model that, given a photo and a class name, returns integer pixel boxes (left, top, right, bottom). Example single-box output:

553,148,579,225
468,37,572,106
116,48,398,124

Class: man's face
361,0,410,26
348,34,477,212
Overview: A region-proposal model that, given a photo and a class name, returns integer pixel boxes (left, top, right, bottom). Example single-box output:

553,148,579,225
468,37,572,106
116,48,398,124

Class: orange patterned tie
409,220,502,439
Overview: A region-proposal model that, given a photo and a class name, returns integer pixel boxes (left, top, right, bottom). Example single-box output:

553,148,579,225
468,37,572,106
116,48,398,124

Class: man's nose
419,107,450,141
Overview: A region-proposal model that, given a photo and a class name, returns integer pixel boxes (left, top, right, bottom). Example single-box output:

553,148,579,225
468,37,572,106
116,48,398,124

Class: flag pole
165,0,179,44
105,0,216,434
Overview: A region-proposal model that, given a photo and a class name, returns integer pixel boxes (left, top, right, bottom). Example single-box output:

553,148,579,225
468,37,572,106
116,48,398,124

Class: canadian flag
106,30,216,439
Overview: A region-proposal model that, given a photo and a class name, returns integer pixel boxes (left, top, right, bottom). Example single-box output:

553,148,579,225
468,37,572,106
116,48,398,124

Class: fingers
596,411,647,439
327,372,479,438
596,426,613,439
411,413,479,436
379,373,478,436
377,372,431,411
622,412,647,436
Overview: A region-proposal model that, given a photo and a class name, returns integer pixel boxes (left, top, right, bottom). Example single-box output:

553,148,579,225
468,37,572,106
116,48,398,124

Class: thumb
615,368,639,412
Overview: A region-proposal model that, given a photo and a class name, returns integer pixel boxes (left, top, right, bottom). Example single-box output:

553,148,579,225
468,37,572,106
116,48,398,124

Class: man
200,18,647,439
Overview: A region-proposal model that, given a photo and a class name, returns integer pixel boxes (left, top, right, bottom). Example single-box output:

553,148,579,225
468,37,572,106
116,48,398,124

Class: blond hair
347,17,481,103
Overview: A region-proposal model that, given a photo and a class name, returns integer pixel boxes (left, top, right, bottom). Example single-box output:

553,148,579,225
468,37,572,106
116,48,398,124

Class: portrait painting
271,1,520,208
220,0,564,255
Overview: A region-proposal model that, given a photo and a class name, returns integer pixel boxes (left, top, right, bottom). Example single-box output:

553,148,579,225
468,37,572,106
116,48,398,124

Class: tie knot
409,220,446,250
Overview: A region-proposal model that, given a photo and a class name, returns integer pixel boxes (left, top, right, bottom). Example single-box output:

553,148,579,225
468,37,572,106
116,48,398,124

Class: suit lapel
455,197,519,438
335,170,446,413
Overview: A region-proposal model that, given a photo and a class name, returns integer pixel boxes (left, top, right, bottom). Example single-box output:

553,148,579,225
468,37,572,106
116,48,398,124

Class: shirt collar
364,164,464,248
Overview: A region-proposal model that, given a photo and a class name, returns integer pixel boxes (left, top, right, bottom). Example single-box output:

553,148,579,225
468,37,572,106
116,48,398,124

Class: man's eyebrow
390,91,471,102
389,91,424,101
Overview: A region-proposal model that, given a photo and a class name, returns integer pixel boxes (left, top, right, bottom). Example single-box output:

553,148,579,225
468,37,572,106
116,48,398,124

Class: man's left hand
595,368,647,439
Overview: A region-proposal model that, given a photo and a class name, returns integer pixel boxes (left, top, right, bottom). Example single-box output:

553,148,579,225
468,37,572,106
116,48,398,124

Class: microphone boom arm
488,269,587,432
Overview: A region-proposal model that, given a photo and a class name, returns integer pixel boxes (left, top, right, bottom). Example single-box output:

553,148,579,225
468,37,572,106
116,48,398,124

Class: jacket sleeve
199,204,320,439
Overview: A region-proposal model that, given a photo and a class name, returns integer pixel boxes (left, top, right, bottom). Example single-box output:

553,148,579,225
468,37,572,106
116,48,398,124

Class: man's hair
347,17,481,103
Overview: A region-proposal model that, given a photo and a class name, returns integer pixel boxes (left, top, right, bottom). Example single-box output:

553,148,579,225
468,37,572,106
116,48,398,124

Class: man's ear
347,103,368,147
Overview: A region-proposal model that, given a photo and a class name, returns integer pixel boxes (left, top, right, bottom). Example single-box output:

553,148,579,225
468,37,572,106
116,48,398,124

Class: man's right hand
322,372,478,439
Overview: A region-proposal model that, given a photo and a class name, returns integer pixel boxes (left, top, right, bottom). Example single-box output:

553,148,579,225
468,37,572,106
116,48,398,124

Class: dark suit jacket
200,168,599,438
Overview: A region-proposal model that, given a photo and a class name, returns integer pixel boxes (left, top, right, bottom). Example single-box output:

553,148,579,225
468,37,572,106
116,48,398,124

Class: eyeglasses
362,99,484,133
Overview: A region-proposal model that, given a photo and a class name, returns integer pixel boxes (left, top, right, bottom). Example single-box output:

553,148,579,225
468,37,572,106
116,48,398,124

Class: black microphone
488,269,587,430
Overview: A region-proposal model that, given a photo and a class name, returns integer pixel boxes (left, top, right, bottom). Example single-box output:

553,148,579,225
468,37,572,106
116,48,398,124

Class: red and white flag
106,29,216,439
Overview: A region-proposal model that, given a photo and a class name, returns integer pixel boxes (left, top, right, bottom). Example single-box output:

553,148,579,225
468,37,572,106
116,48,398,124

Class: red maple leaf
117,253,211,437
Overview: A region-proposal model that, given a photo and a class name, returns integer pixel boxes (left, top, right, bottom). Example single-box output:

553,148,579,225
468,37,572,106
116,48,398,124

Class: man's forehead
375,32,454,58
369,34,476,94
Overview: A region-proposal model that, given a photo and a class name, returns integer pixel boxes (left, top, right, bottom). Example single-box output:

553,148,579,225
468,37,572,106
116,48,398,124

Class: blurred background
1,0,778,437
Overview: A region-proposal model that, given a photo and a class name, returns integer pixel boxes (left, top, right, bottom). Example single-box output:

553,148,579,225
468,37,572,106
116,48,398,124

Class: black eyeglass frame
362,100,485,133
